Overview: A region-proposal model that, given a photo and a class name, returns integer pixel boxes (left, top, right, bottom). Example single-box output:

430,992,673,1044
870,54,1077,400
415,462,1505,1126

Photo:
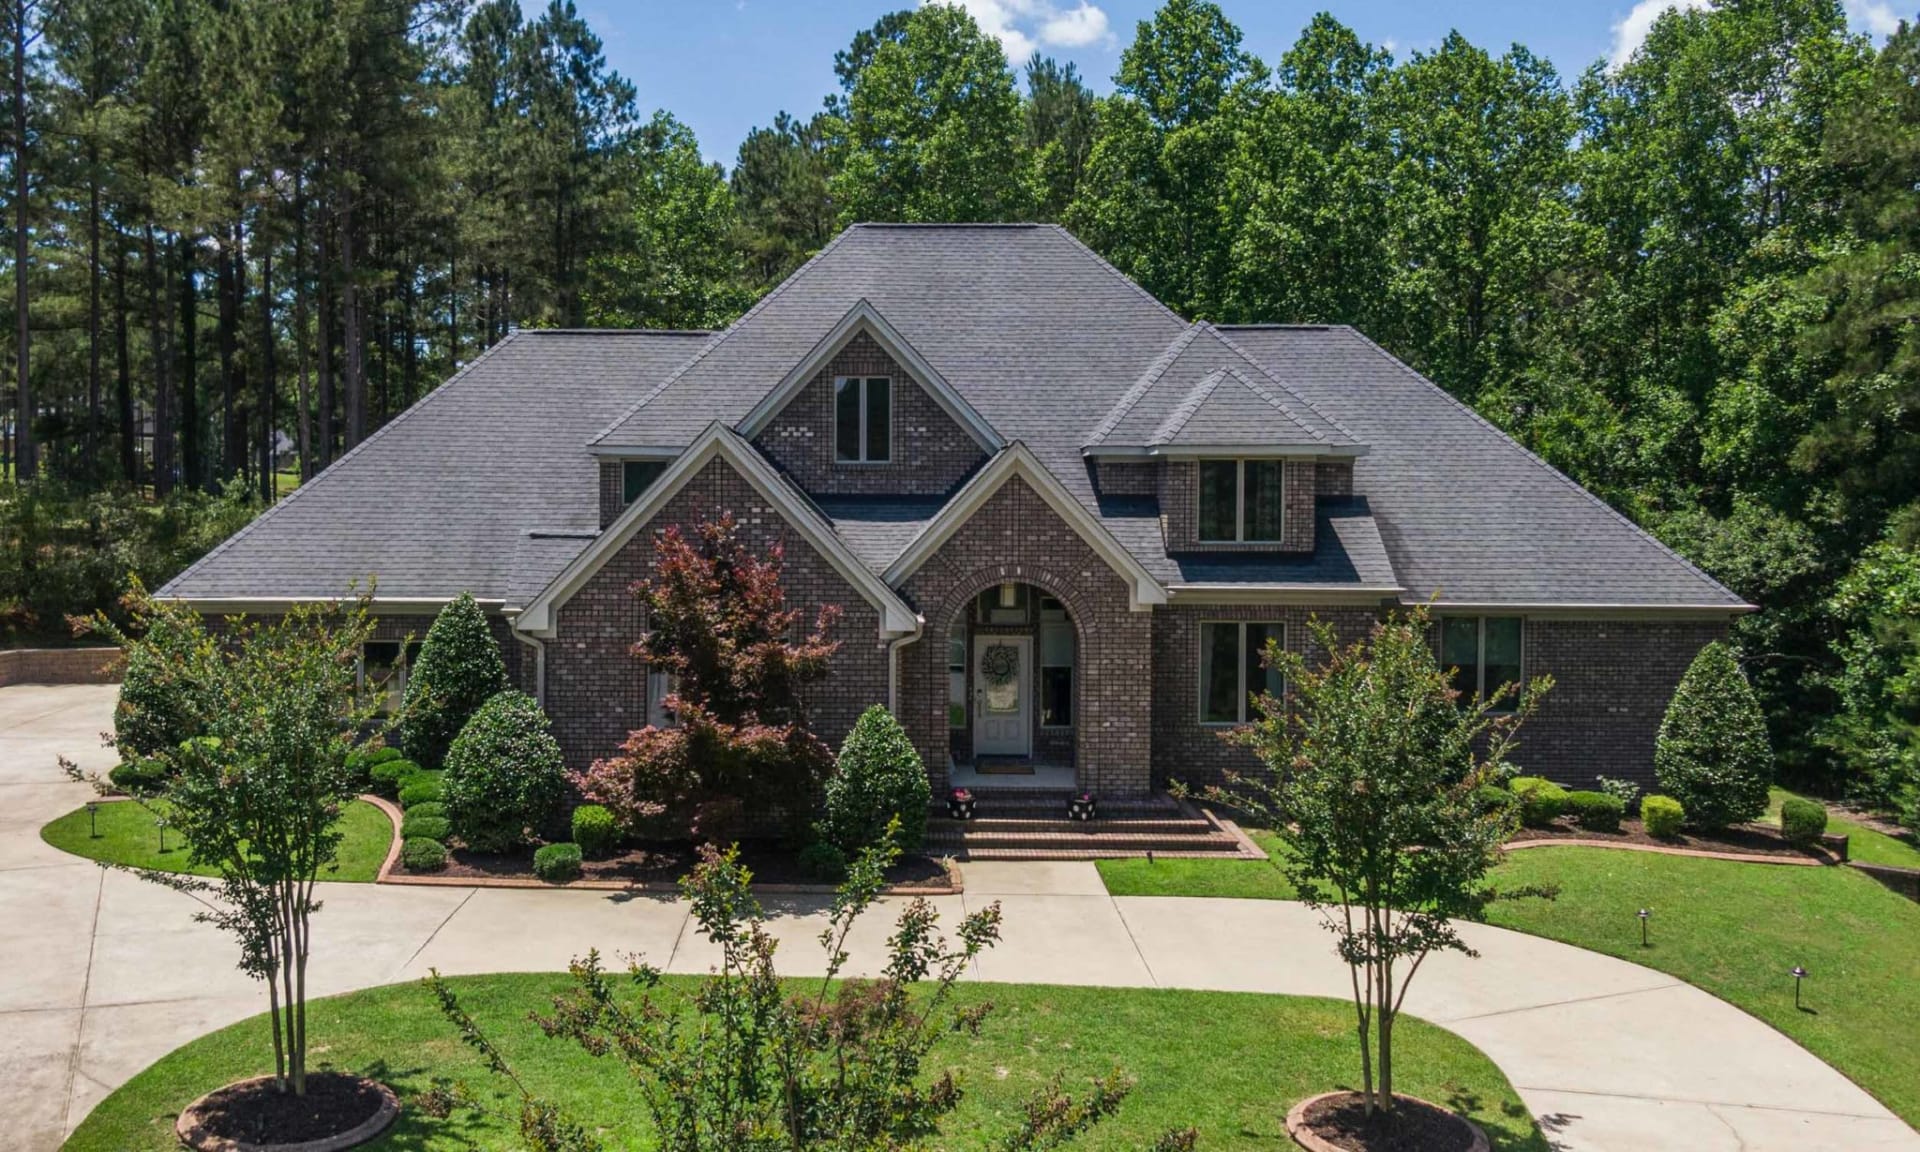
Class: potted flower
1068,792,1097,822
948,787,976,820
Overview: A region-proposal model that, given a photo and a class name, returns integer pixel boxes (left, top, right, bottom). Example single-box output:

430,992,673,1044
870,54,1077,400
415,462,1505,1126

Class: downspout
886,615,925,715
521,633,547,707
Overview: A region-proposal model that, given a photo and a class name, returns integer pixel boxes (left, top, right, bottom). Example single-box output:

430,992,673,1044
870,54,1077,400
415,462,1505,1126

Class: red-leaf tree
577,513,841,841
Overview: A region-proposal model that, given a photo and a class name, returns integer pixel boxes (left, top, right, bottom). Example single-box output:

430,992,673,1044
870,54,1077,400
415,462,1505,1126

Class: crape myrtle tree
577,513,839,841
1207,608,1552,1118
66,592,378,1098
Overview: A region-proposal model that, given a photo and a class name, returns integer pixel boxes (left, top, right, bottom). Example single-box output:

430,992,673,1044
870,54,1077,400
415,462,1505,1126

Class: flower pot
948,792,976,820
1068,795,1096,822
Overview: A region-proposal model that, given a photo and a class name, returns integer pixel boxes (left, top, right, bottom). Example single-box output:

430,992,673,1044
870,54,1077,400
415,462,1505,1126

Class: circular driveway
3,684,1915,1152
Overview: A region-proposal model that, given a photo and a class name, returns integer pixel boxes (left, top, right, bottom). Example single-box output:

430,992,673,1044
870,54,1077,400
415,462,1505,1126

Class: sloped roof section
161,330,712,603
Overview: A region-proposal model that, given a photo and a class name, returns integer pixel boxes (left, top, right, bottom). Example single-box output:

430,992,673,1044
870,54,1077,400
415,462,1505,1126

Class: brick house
161,224,1748,797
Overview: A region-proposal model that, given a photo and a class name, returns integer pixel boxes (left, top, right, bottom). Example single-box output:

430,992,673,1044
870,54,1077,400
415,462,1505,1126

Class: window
1040,601,1074,728
1199,621,1284,724
1441,616,1524,706
834,376,891,463
948,636,967,728
645,668,679,728
1197,459,1285,543
360,640,423,715
623,460,666,504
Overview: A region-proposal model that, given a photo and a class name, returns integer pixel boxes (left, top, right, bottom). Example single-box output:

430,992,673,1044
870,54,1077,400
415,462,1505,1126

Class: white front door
973,636,1032,757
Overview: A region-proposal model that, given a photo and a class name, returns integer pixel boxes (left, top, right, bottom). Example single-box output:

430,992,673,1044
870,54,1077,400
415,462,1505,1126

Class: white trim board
733,299,1004,454
884,442,1167,612
515,422,920,639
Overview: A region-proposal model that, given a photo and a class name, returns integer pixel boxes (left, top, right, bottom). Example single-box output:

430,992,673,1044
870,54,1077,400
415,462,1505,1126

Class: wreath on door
980,643,1020,686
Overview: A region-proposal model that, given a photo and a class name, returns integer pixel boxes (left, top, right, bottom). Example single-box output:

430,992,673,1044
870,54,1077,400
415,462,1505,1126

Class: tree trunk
218,226,240,482
146,223,174,497
292,174,312,481
114,227,135,485
176,234,200,491
317,213,334,469
86,151,101,478
259,240,275,503
340,190,362,449
12,0,35,482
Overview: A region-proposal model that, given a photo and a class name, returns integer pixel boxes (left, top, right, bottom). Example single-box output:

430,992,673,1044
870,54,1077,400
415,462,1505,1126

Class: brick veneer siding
598,461,623,529
753,330,987,497
1093,460,1158,497
897,475,1153,795
1160,459,1316,553
1316,460,1353,498
1503,616,1730,792
1150,603,1379,786
543,456,890,771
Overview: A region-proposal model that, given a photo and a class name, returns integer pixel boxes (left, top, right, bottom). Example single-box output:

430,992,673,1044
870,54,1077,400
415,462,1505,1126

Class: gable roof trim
884,442,1167,611
517,422,921,638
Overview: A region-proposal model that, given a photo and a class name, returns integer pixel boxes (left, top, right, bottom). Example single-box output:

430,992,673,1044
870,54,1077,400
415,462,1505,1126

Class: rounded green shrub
533,842,583,883
443,690,566,854
369,757,420,797
1510,776,1568,828
798,840,849,882
820,705,931,854
1474,784,1516,816
401,837,448,872
398,771,446,810
1641,794,1685,839
1655,641,1773,829
405,800,446,823
108,756,171,796
1565,790,1625,833
401,814,450,842
400,592,510,770
113,609,212,758
1780,797,1828,846
572,804,619,860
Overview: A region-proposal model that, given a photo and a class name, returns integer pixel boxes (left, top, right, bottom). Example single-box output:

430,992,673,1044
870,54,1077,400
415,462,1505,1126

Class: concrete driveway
4,684,1916,1152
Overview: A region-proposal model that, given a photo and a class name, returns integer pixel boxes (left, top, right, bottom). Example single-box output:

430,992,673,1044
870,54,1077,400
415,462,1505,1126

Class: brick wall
1093,460,1158,497
0,647,123,685
1150,603,1378,785
544,456,890,771
1316,459,1353,498
898,475,1153,795
598,461,623,529
753,330,987,497
1160,459,1316,553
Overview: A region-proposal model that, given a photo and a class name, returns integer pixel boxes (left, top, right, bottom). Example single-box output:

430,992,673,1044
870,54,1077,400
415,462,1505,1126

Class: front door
973,636,1031,757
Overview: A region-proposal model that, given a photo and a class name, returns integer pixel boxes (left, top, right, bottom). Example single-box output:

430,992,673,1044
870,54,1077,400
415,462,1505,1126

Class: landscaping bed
1507,817,1826,861
400,837,959,893
175,1072,396,1150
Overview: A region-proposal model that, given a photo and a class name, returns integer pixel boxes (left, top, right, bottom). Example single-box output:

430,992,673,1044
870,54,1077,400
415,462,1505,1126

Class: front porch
948,758,1078,792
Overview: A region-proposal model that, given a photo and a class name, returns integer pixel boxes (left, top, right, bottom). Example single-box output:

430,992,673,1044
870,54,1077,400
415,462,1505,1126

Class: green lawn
65,976,1547,1152
1766,787,1920,870
1098,827,1300,899
41,798,394,883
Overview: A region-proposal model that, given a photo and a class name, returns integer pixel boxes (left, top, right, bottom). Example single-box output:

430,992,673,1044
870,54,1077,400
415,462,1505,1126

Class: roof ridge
161,331,528,598
1208,324,1363,445
518,328,714,337
1045,224,1190,328
1149,366,1228,445
1333,327,1743,604
587,227,862,446
1085,322,1203,445
849,221,1045,229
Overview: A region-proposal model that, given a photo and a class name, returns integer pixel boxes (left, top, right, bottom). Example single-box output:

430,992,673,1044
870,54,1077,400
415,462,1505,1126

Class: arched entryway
939,576,1084,792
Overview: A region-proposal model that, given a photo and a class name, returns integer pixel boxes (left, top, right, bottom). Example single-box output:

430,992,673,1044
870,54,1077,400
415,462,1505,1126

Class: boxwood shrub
401,837,448,872
1510,776,1568,828
533,842,582,883
401,813,451,842
398,771,446,810
108,756,171,796
1780,797,1828,846
571,804,619,860
1641,794,1685,839
1474,783,1516,816
798,840,849,882
443,690,566,854
369,757,420,797
1565,790,1624,833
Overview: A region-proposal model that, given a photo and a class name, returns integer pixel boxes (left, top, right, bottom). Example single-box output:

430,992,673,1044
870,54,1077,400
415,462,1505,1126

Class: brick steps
925,795,1261,860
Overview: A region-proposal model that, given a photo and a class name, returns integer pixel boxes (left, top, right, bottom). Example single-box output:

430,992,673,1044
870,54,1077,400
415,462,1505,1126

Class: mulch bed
1509,817,1824,860
181,1072,387,1147
1292,1092,1480,1152
428,839,958,892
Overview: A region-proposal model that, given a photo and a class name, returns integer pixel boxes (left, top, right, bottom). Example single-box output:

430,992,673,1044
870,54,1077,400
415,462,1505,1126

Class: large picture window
1199,621,1284,725
1197,459,1285,543
834,376,891,463
1440,616,1524,707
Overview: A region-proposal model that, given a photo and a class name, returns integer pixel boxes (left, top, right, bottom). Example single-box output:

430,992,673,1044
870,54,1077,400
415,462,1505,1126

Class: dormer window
835,376,891,463
1198,459,1284,543
623,460,666,504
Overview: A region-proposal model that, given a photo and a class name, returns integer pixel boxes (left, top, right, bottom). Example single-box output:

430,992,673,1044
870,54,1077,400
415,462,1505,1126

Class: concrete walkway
4,685,1916,1152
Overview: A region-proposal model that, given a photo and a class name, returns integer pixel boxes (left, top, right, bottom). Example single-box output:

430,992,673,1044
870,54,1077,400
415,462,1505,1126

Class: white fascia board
587,445,686,460
884,442,1167,611
516,423,919,640
734,299,1004,454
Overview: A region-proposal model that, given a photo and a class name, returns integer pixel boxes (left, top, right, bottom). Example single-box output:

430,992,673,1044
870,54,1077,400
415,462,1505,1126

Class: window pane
835,379,861,461
623,460,665,504
1246,622,1284,705
1200,622,1241,723
948,636,966,670
364,641,403,713
864,378,891,462
1245,460,1284,541
1483,617,1523,701
1040,620,1074,667
1441,617,1482,699
1198,461,1238,541
949,671,967,728
1041,667,1073,726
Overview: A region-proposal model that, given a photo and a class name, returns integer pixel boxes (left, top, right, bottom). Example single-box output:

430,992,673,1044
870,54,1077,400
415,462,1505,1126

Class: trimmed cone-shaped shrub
1641,795,1685,838
1780,797,1828,845
572,804,619,860
443,690,566,853
1655,642,1773,829
820,705,931,854
401,593,509,770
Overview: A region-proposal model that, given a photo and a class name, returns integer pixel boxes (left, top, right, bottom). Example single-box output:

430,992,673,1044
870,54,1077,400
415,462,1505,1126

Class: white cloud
933,0,1115,62
1609,0,1712,68
1844,0,1904,37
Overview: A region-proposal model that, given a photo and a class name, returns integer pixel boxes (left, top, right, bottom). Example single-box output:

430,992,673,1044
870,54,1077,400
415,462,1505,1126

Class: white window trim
1442,615,1525,712
1197,620,1285,726
834,375,892,464
1197,459,1286,544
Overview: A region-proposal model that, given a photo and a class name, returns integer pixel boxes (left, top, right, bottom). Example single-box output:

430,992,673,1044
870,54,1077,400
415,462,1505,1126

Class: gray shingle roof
163,225,1743,612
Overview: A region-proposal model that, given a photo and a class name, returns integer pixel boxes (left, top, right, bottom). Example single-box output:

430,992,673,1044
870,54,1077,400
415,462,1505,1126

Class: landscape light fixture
156,816,168,853
86,802,99,839
1791,965,1809,1010
1637,907,1651,948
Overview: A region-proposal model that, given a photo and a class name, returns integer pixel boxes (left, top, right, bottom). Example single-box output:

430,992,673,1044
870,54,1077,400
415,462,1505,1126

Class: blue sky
577,1,1909,165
